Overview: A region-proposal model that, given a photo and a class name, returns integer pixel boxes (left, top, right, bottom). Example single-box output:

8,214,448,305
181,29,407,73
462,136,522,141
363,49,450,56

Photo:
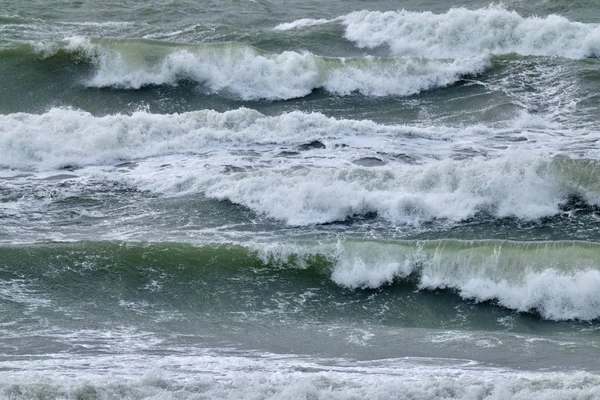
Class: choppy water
2,1,600,399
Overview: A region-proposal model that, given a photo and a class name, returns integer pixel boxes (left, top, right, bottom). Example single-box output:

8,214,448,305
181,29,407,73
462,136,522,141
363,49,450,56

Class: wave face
3,240,600,322
26,38,489,99
339,6,600,58
327,239,600,321
258,238,600,321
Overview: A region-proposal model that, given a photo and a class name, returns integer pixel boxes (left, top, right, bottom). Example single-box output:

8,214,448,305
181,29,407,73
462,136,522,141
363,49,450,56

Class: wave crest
265,239,600,321
340,6,600,58
27,37,489,99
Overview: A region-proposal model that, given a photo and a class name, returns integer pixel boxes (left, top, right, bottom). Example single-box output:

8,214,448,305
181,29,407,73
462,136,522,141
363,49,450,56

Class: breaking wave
281,5,600,59
25,37,489,99
325,239,600,321
5,239,600,321
193,156,600,226
2,108,600,228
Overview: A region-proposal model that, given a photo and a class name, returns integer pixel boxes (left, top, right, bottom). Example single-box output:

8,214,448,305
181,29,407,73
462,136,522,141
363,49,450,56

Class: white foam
341,5,600,58
273,18,332,31
194,155,597,226
1,352,599,399
2,108,600,228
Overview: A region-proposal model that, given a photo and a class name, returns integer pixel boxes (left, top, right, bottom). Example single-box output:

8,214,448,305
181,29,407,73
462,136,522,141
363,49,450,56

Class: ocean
1,0,600,398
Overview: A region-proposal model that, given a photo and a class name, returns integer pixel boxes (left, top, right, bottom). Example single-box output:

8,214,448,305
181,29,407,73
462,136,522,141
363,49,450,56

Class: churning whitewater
2,1,600,399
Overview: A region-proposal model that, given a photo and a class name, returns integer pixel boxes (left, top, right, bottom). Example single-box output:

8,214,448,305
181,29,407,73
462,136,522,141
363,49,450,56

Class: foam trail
341,5,600,58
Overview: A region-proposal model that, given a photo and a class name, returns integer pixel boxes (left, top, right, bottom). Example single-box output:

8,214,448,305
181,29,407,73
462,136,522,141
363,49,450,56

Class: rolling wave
327,239,600,320
0,107,444,170
3,239,600,321
15,37,490,99
2,107,596,171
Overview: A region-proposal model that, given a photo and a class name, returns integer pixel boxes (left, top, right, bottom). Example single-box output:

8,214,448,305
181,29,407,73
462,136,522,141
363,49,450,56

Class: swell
0,37,489,100
3,239,600,321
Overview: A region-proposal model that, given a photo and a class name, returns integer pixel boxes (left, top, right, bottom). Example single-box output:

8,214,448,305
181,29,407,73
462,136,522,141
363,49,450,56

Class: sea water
1,0,600,398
